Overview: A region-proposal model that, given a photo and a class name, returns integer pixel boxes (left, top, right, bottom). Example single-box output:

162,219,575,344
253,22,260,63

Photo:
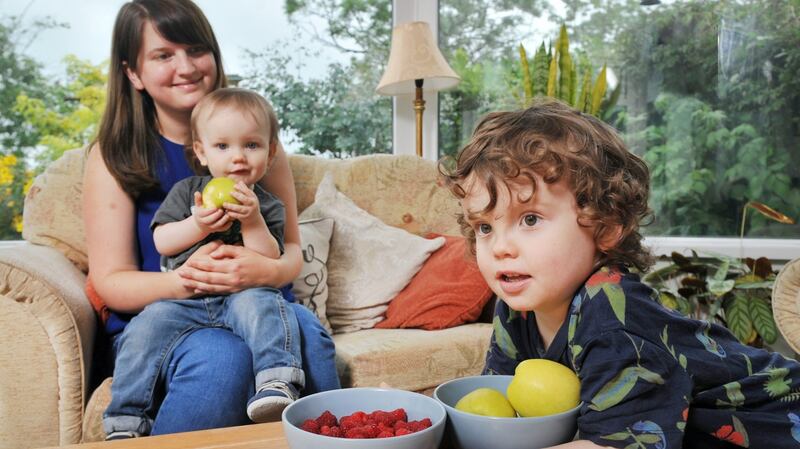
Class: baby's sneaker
105,430,141,440
247,380,299,423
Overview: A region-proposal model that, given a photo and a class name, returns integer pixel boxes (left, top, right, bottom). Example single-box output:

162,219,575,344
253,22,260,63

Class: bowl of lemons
433,359,581,449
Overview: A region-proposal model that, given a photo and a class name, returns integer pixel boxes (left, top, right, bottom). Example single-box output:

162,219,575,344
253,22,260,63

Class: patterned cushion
292,218,335,333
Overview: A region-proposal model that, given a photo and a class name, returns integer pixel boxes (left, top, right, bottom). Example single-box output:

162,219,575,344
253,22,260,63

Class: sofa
0,149,494,448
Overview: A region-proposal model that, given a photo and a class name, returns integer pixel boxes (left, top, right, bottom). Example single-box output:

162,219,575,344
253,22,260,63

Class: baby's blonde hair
187,88,279,174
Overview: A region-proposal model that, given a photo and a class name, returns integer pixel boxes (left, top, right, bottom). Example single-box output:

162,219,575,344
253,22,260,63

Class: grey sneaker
105,430,141,440
246,380,299,423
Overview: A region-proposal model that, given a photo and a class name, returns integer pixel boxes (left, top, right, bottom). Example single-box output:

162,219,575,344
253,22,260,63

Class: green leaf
589,366,639,411
679,354,687,369
492,316,519,359
518,44,532,104
605,284,626,324
725,295,754,343
635,366,666,385
636,435,663,444
547,51,558,98
748,296,777,344
590,64,607,115
600,431,631,441
707,279,735,297
723,381,745,407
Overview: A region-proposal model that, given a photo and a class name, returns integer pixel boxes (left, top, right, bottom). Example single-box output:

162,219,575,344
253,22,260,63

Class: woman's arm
261,141,302,277
83,144,193,312
178,141,303,292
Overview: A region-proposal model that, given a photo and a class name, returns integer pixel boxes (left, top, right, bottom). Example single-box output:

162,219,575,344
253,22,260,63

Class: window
0,0,391,240
437,0,799,258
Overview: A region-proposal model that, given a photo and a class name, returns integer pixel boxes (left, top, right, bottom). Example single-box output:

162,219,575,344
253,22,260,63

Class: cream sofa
0,149,493,448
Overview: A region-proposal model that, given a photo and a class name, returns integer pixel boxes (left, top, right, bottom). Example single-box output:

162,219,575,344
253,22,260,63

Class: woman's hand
177,240,291,294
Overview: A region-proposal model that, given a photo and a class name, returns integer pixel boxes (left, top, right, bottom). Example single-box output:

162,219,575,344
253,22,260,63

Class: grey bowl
282,387,446,449
434,375,580,449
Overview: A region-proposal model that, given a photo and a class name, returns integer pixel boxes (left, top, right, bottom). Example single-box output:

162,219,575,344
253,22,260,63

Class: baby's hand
223,182,260,225
192,191,233,234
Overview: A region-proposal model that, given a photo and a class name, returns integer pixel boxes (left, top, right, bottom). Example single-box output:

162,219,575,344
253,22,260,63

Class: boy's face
461,173,599,319
193,105,275,186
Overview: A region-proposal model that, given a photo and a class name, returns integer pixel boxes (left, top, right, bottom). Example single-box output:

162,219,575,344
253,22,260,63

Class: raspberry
345,428,368,439
339,415,360,432
316,410,338,428
302,408,431,439
301,419,320,434
390,408,407,422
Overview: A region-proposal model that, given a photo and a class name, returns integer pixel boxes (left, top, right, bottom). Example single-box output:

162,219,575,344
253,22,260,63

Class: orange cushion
375,234,493,330
85,277,110,325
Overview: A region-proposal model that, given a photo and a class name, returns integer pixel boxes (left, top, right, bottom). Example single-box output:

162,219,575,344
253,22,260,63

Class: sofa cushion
288,154,462,237
300,173,445,333
332,323,493,392
376,234,493,330
292,218,335,333
22,148,88,273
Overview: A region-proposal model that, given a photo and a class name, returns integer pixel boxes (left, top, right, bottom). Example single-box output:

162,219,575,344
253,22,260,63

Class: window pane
439,0,799,239
0,0,391,240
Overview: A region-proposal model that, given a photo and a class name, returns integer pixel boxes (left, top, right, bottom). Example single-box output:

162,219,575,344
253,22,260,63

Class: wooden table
42,422,289,449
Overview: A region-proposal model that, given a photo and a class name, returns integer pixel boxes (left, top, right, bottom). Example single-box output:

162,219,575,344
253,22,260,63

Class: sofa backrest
22,149,462,274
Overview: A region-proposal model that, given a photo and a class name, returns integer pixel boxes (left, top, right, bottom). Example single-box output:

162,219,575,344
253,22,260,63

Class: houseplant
642,200,795,347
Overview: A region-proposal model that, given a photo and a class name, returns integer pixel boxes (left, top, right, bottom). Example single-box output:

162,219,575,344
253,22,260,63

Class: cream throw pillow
292,218,334,333
299,172,445,333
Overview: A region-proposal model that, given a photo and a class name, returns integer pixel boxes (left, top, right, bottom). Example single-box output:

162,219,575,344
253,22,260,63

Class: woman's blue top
105,136,292,334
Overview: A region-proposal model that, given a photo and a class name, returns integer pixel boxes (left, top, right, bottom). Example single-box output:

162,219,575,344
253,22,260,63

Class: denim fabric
104,288,303,435
152,328,252,435
291,303,341,395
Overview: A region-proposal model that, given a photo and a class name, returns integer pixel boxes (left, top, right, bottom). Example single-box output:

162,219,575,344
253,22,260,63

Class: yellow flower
13,214,23,234
0,155,18,186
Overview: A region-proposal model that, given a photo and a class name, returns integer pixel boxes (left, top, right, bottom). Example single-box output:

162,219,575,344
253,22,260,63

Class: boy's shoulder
570,266,666,334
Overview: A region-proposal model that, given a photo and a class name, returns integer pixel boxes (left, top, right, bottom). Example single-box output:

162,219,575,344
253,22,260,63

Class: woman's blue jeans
109,301,339,435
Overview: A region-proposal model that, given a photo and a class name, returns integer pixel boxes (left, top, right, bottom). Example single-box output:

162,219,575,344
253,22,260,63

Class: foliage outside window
244,0,392,159
438,0,800,239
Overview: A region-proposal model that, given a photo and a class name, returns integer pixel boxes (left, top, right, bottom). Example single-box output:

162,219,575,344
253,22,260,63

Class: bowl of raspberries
282,387,446,449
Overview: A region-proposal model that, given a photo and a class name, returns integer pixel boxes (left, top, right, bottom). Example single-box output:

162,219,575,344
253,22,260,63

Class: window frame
393,0,799,261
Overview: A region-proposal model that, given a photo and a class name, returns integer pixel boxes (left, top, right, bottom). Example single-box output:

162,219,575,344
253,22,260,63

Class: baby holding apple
441,99,800,448
105,88,303,436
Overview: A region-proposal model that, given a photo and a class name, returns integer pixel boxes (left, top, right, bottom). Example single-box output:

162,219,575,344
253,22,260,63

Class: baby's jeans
103,287,303,436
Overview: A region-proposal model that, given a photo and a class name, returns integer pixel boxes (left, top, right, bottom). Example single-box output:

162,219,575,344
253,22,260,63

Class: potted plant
642,201,795,347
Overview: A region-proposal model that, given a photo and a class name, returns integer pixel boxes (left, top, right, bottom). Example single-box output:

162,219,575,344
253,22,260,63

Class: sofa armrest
0,243,94,448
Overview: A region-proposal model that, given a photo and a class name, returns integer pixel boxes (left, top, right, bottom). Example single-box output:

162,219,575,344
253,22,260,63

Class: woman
83,0,338,436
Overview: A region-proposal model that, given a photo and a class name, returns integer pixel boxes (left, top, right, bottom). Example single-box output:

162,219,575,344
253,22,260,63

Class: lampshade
376,21,460,95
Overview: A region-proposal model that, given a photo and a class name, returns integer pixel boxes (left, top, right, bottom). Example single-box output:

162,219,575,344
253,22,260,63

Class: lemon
506,359,580,417
454,387,516,417
202,177,239,209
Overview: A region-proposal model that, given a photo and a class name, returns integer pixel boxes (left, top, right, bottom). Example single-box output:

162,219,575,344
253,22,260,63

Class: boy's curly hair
440,99,655,273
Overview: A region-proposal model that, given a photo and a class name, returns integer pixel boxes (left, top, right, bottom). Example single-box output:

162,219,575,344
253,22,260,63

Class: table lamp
376,21,460,157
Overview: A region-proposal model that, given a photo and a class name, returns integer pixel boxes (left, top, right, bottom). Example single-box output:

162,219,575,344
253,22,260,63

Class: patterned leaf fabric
483,267,800,448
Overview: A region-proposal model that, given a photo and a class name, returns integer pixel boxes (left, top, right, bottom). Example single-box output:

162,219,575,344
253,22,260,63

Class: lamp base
414,79,425,158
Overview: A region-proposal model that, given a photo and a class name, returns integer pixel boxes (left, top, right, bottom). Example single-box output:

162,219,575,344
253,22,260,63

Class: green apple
454,387,516,418
506,359,580,417
202,177,240,209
